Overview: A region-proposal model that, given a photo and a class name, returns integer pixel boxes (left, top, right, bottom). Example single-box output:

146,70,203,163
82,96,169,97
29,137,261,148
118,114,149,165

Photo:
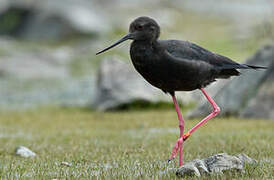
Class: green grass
0,108,273,179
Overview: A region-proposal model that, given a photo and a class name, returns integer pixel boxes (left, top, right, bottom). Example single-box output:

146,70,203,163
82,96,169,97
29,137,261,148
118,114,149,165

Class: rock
15,146,36,158
204,153,242,173
188,44,274,119
61,161,72,167
236,154,257,164
92,57,195,111
241,62,274,119
0,0,108,40
176,159,208,177
176,153,256,178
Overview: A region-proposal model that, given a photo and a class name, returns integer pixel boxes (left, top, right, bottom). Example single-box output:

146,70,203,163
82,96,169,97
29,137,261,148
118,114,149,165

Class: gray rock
236,154,257,164
93,57,195,111
15,146,36,157
176,153,256,178
188,44,274,119
204,153,242,173
241,63,274,119
0,0,108,40
176,159,208,177
61,161,72,167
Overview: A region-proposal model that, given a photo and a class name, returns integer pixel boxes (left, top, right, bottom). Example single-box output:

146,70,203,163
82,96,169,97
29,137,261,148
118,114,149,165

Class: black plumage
97,16,265,94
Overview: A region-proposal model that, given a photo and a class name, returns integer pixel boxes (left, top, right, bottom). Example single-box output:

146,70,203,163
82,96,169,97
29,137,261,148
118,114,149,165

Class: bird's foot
168,132,191,162
168,137,183,162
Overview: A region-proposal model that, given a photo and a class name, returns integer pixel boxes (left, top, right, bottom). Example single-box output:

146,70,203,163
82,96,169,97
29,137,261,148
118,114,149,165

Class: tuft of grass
0,108,273,179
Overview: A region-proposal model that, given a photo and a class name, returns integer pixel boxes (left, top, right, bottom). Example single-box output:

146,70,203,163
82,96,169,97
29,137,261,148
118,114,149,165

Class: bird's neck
130,39,162,63
131,39,160,49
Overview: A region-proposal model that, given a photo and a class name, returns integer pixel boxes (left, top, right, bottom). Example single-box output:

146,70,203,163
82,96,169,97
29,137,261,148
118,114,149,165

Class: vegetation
0,108,273,179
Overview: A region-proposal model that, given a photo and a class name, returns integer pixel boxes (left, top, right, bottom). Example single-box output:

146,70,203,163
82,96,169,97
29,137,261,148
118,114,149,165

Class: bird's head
129,16,160,41
96,16,160,55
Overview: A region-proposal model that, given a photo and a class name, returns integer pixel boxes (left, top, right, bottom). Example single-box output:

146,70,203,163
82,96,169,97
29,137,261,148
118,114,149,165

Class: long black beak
96,33,132,55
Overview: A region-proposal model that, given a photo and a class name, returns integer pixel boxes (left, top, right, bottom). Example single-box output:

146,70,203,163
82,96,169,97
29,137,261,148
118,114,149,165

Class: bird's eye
136,25,143,31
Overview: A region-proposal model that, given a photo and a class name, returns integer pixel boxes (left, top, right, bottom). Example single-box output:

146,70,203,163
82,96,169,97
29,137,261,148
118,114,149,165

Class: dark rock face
176,153,256,178
188,44,274,119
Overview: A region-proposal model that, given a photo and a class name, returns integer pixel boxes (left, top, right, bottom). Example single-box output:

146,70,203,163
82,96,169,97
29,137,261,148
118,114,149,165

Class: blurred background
0,1,274,178
0,0,273,118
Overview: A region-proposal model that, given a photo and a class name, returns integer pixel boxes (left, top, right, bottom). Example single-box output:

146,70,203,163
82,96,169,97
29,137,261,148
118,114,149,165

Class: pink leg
168,88,220,165
169,94,185,166
184,88,220,139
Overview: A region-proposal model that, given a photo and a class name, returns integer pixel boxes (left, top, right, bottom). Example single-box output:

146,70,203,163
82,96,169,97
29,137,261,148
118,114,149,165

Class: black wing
159,40,263,70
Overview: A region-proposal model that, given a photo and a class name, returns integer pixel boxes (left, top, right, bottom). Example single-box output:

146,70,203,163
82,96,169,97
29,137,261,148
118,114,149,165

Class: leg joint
213,106,221,115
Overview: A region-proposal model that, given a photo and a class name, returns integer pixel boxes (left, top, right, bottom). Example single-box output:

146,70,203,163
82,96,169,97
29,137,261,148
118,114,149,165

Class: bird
96,16,266,166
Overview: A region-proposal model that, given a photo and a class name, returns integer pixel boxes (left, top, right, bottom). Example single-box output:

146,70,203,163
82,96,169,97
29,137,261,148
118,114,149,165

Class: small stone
193,159,209,175
176,153,256,178
176,161,201,177
61,161,72,167
15,146,36,158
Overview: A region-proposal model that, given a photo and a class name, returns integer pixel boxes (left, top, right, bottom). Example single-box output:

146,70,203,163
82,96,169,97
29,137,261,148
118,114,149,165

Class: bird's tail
218,64,267,70
217,63,267,79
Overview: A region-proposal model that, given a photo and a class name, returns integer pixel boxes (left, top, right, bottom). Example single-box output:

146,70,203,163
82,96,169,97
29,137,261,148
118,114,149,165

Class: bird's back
159,40,243,77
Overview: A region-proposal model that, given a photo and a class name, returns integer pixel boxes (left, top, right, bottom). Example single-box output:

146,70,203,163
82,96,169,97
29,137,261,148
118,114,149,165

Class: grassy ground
0,108,273,179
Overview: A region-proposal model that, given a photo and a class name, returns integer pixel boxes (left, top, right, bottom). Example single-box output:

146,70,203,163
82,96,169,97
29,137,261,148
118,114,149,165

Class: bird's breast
130,42,154,66
130,41,169,90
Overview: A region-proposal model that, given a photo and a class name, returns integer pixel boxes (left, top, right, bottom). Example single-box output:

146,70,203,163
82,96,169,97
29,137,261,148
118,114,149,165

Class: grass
0,108,273,179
